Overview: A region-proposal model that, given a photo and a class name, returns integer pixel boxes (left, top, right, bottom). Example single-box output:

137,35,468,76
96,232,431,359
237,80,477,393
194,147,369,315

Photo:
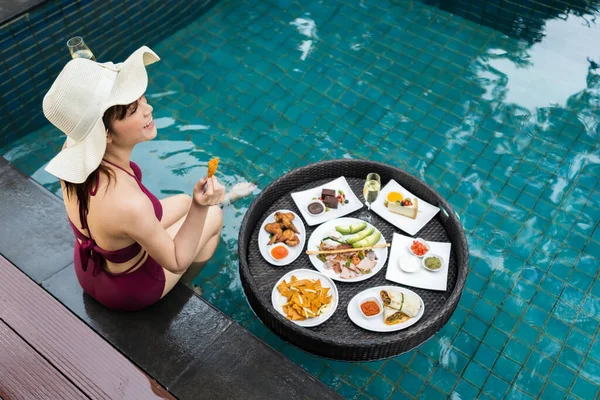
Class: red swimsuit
69,160,166,311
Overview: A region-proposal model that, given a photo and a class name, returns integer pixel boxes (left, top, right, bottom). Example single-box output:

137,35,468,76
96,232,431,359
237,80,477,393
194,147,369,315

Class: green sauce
424,257,441,270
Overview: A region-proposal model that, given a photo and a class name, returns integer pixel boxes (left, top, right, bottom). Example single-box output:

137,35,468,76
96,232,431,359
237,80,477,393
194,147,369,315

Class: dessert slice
387,197,418,219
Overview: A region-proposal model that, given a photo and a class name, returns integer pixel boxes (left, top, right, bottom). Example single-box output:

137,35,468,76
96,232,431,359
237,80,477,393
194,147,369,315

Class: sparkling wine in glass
363,173,381,211
67,36,96,61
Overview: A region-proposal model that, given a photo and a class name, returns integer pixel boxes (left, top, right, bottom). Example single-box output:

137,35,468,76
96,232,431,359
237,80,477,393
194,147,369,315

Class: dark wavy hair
63,99,138,223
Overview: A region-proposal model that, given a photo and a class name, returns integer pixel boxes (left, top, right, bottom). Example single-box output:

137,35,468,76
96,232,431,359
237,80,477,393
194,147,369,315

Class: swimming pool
2,0,599,398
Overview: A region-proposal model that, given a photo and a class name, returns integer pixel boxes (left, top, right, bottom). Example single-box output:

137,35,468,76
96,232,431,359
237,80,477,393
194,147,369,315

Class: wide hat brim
45,46,159,183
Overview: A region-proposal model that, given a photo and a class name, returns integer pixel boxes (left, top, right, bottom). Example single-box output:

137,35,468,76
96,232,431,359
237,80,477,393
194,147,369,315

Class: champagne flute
67,36,96,61
362,173,381,222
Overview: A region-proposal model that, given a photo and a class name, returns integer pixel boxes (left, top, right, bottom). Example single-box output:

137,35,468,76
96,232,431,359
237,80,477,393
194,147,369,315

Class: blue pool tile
453,331,480,358
381,360,405,384
515,369,545,398
410,353,435,379
430,367,459,394
558,346,585,372
364,375,394,399
505,339,530,364
483,374,510,399
505,387,534,400
571,376,599,399
400,371,425,397
525,351,553,378
550,364,576,390
463,361,490,389
566,330,592,355
473,343,499,370
336,381,360,398
540,383,566,399
514,322,541,346
494,311,518,334
346,365,375,388
483,327,508,352
452,379,480,399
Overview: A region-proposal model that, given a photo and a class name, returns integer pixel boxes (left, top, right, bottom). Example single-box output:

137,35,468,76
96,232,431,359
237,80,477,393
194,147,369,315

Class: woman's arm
120,177,224,273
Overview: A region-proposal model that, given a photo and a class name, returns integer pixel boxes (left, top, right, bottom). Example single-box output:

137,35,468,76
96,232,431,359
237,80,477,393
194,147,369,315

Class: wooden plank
0,256,174,400
0,320,86,399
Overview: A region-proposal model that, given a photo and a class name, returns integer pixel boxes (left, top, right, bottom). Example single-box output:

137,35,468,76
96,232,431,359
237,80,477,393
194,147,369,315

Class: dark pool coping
0,156,341,399
0,0,47,25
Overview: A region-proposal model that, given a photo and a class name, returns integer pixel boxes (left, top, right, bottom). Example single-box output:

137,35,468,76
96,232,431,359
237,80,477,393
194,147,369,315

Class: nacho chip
277,275,331,321
207,157,219,177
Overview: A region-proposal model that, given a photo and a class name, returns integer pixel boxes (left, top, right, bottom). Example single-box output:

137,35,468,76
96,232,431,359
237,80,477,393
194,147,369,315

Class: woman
43,46,252,310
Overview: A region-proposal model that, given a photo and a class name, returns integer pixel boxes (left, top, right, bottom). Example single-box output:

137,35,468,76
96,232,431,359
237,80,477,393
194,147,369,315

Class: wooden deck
0,255,175,400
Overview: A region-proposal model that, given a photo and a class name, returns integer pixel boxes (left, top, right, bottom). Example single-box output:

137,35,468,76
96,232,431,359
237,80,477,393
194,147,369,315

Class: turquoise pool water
3,0,600,398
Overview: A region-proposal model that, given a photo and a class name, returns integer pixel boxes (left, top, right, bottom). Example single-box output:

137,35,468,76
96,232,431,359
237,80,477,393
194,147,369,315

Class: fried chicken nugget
207,157,219,177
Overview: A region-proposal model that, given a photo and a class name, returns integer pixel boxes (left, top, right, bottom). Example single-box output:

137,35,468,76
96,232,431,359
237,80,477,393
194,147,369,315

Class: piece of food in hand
277,275,332,321
380,289,421,325
386,197,418,219
207,157,219,177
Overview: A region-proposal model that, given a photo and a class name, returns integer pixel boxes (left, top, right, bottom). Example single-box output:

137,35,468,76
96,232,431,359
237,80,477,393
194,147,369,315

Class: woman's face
107,95,156,146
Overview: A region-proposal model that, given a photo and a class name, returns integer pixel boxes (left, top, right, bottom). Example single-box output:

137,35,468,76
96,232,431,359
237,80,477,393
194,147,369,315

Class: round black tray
238,159,469,361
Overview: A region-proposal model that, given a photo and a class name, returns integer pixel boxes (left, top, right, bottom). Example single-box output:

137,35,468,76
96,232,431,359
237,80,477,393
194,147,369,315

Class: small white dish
271,268,339,327
385,233,451,291
371,179,440,235
358,297,383,318
422,254,444,272
306,199,326,216
291,176,363,226
347,286,425,332
268,243,290,262
408,238,430,258
307,217,388,283
399,255,421,273
258,210,306,266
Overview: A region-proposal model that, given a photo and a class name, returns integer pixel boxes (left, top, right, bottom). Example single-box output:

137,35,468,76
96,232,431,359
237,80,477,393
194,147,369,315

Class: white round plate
347,286,425,332
258,210,306,266
271,268,339,327
307,217,388,282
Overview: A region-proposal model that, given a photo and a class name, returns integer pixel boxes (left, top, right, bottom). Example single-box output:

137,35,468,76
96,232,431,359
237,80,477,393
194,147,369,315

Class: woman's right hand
193,176,225,206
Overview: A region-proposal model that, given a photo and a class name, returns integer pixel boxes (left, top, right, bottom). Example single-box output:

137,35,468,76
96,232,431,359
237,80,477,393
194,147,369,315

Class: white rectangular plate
385,233,451,291
291,176,363,226
371,179,440,236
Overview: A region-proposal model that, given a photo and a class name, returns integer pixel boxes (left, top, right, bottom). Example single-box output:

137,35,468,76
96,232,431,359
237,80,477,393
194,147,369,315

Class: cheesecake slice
387,198,418,219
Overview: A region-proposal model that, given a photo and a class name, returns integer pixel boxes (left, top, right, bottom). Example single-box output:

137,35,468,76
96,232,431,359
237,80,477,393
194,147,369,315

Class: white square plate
371,179,440,236
291,176,363,226
385,233,451,291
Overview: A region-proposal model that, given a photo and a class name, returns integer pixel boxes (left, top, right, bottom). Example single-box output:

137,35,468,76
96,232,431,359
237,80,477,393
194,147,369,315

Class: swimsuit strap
102,158,138,180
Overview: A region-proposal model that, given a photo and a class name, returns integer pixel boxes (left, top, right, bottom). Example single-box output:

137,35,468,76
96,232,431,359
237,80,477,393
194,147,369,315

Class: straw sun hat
43,46,160,183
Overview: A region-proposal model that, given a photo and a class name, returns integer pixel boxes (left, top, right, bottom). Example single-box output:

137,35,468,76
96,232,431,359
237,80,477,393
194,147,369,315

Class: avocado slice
335,221,367,235
352,231,381,248
345,227,375,244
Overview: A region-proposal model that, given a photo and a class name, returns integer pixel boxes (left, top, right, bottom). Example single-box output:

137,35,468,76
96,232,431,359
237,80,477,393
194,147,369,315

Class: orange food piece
410,240,428,256
207,157,219,177
360,300,380,316
271,246,289,260
386,191,404,203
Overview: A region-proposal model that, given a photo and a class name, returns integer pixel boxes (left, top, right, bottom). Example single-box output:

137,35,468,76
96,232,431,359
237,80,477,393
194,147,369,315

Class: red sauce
271,246,289,260
360,300,380,316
